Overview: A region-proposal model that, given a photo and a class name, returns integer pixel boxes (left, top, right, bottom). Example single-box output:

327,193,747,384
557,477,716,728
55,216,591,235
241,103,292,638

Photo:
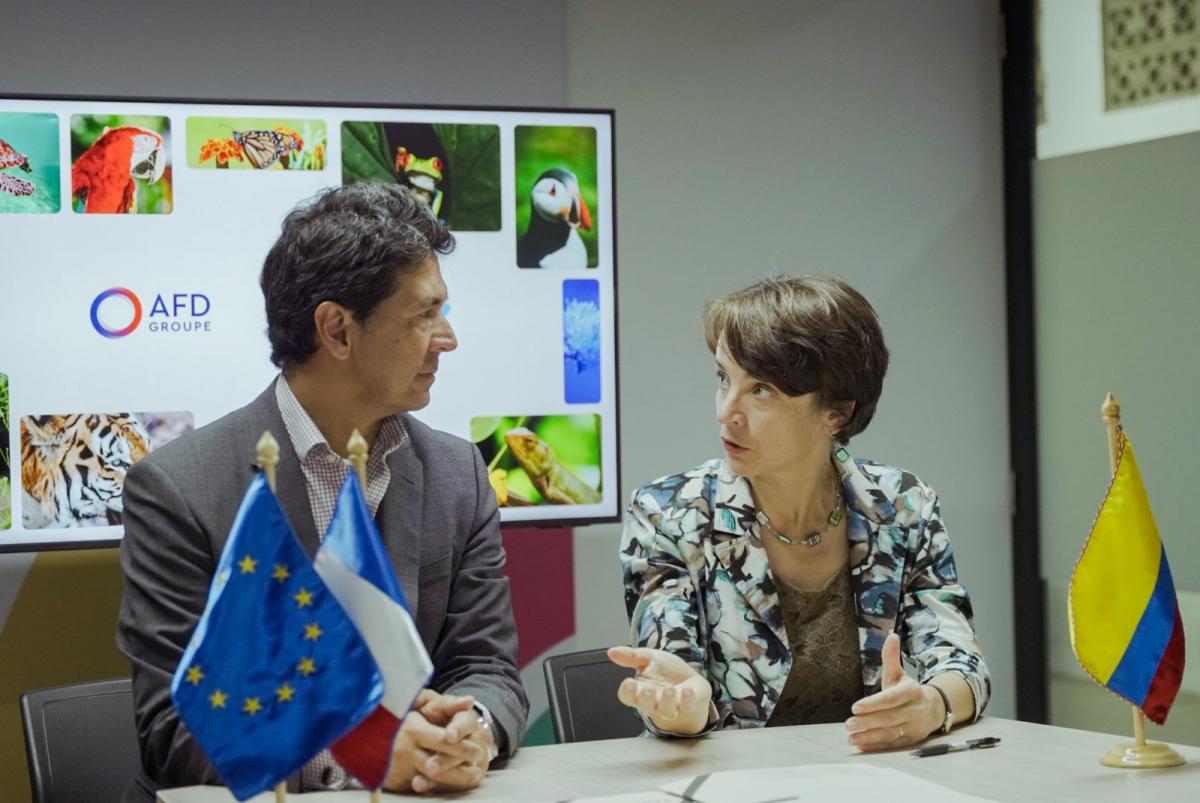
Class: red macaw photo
71,115,171,214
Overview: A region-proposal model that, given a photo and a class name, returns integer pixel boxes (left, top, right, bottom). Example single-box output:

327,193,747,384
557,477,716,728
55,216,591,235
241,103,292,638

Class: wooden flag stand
1097,395,1184,769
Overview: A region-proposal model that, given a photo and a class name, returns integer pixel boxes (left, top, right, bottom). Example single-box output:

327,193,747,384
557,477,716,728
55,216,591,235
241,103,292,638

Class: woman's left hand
845,632,943,751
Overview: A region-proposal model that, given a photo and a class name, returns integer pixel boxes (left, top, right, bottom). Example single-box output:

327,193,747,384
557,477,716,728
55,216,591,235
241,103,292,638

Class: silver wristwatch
473,703,500,763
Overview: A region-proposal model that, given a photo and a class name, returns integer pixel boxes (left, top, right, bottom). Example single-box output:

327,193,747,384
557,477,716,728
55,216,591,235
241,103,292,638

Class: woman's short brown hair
703,275,889,441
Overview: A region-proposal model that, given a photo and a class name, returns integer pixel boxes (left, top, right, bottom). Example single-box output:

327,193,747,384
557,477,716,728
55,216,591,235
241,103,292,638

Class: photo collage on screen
1,102,608,537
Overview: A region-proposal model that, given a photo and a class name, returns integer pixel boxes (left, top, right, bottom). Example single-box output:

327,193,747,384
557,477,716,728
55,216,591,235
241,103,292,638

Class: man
116,182,528,801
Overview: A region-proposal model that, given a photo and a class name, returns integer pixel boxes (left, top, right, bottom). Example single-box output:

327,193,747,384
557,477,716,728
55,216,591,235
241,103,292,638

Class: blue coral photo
563,279,601,404
0,112,60,213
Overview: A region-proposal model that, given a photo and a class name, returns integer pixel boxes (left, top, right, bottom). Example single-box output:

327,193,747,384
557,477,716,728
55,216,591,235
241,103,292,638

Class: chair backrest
20,677,141,803
543,648,645,743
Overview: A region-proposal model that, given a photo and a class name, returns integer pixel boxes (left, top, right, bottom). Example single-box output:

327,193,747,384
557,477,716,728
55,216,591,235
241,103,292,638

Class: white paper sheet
559,794,681,803
655,763,995,803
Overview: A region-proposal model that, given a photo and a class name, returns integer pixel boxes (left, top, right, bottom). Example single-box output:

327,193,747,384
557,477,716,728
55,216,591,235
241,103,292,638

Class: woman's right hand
607,646,713,736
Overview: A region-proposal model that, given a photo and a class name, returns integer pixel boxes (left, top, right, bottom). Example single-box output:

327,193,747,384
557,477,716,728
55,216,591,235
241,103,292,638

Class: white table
158,717,1200,802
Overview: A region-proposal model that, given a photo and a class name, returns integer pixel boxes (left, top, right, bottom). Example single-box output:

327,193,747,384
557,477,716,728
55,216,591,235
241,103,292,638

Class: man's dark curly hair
260,181,455,370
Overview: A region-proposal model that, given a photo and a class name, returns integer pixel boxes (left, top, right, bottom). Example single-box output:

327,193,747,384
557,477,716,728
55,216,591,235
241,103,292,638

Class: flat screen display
0,95,618,551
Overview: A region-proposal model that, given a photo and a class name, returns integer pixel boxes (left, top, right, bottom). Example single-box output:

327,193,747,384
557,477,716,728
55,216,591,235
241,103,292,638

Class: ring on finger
895,724,905,740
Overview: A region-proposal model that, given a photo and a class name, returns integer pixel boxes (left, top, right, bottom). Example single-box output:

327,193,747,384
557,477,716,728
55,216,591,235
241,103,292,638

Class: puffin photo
517,167,593,268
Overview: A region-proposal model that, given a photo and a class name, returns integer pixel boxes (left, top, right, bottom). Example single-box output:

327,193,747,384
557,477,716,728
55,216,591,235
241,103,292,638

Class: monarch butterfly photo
187,117,326,171
232,129,298,170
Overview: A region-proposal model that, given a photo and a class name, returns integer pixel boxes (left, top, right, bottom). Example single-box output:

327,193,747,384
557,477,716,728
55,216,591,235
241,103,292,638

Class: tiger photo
20,413,151,529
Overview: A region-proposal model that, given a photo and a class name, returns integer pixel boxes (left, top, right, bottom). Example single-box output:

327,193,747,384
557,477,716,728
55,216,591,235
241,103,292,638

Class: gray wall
1035,131,1200,744
565,0,1015,718
1035,132,1200,593
0,0,565,107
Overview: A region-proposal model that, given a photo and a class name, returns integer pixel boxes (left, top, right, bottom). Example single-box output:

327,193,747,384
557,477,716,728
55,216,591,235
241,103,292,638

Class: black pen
910,736,1001,757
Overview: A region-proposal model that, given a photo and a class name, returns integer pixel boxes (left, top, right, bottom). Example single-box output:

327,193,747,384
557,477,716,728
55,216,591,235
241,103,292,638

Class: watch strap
926,682,954,735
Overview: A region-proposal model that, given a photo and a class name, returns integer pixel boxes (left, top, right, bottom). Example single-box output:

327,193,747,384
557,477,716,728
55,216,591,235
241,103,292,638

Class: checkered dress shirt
274,375,409,536
274,376,408,791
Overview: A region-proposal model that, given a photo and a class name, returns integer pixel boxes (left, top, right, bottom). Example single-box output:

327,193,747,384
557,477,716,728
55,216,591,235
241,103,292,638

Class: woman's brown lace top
766,565,863,726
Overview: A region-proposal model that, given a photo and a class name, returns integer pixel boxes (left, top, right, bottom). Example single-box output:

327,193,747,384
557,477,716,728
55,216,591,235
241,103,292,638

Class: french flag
314,471,434,790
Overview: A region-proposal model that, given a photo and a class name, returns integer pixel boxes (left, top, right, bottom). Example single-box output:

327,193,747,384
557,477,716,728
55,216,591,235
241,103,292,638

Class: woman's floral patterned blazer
620,445,991,732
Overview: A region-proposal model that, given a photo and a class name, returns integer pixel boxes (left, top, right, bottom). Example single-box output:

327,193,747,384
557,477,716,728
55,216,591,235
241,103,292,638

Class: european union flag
171,472,383,800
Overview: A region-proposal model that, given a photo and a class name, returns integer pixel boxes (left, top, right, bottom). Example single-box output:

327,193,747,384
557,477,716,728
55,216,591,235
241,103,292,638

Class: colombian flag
1070,428,1185,725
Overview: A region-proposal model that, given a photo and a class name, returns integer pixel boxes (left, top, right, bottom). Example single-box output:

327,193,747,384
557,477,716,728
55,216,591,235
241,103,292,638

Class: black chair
543,648,645,743
20,677,141,803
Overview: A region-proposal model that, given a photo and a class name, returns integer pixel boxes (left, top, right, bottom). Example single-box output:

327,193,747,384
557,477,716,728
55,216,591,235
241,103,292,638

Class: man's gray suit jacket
115,382,528,802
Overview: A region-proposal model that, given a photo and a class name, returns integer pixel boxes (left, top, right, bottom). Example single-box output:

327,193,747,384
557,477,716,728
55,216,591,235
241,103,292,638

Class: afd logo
90,287,212,338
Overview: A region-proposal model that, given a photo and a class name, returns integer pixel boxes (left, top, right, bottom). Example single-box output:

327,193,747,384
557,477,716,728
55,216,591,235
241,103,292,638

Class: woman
609,276,989,750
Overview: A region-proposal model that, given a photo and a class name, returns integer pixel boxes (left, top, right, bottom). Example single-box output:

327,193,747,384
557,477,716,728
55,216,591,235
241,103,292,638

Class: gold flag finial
1101,393,1121,476
256,431,280,492
1101,392,1121,426
347,429,368,487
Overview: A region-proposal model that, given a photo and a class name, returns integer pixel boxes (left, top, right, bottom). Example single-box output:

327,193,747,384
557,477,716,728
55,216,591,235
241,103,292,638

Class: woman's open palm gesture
608,646,713,735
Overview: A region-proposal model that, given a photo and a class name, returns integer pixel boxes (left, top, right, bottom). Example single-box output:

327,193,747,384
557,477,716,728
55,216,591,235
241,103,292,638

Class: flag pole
255,431,288,803
257,431,280,494
348,429,369,488
1098,395,1184,769
1100,395,1148,748
347,429,383,803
